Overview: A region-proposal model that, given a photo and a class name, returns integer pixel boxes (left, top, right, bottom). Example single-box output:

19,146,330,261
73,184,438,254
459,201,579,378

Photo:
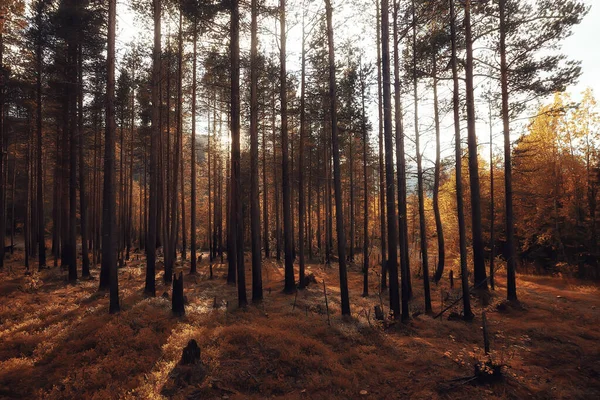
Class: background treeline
0,0,596,317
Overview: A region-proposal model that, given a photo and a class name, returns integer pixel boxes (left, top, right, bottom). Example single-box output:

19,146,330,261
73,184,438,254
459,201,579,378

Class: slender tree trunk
324,0,350,316
464,0,488,290
280,0,295,293
393,1,411,317
411,0,431,313
68,8,78,282
104,0,120,313
145,0,161,297
488,101,495,290
262,115,269,259
190,19,198,274
499,0,517,301
381,0,400,319
450,0,473,320
432,56,445,284
79,44,90,278
360,61,369,297
231,0,247,306
35,13,46,270
298,5,307,288
0,30,4,269
250,0,262,301
272,89,280,263
376,1,387,289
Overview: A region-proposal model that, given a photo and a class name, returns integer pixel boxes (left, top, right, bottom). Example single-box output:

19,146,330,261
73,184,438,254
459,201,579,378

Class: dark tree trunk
280,0,295,294
464,0,488,290
79,44,90,278
381,0,400,319
35,11,46,270
172,272,185,316
393,1,410,318
250,0,262,302
360,62,369,297
298,9,307,289
231,0,247,307
325,0,350,316
190,19,198,275
432,56,445,284
0,30,4,269
145,0,161,297
104,0,120,313
450,0,473,320
376,0,387,290
412,0,431,314
499,0,517,301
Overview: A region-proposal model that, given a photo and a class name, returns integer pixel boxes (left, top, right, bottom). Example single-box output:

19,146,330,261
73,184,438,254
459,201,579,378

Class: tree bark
325,0,350,316
450,0,473,320
104,0,120,313
280,0,295,293
381,0,400,319
464,0,488,290
499,0,517,301
250,0,262,301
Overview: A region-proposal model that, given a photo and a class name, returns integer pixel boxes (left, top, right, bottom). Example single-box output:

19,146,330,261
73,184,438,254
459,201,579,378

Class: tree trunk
250,0,263,301
298,5,307,289
280,0,295,294
464,0,488,290
79,43,90,278
190,19,198,275
432,56,445,284
325,0,350,316
499,0,517,301
360,61,369,297
35,9,46,269
381,0,400,319
104,0,120,313
145,0,161,297
412,0,431,313
393,0,410,318
376,0,387,290
450,0,473,320
231,0,247,307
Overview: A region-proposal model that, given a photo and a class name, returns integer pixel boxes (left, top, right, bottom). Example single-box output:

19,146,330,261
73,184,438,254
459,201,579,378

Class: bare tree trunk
104,0,120,313
250,0,262,301
231,0,247,306
450,0,473,320
393,0,411,317
280,0,295,293
432,56,445,284
190,19,198,275
376,1,387,289
411,0,431,313
79,44,90,278
499,0,517,301
360,60,369,297
381,0,400,319
0,30,5,269
324,0,350,316
35,11,46,269
464,0,487,290
298,4,307,288
145,0,161,297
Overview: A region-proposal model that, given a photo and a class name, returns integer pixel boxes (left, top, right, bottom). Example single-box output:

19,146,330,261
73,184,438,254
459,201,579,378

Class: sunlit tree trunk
250,0,262,301
381,0,400,319
325,0,350,316
464,0,488,290
499,0,517,301
104,0,120,313
450,0,473,320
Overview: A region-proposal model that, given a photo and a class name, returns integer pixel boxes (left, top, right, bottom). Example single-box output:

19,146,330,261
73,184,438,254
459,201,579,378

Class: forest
0,0,599,398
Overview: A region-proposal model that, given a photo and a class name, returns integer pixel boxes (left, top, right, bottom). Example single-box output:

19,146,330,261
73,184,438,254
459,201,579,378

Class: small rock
360,390,368,395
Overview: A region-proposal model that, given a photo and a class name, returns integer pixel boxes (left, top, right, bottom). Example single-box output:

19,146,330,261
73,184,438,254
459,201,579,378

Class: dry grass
0,252,598,399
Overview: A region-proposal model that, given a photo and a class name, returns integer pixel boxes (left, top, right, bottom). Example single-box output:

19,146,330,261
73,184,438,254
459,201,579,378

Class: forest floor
0,250,599,400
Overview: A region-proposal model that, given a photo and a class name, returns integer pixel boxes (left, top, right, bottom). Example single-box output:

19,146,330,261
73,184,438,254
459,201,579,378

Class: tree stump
374,305,384,321
172,272,185,316
449,270,454,289
181,339,201,365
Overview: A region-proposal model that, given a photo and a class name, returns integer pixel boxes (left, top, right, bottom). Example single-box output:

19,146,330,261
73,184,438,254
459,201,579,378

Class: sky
563,0,600,99
114,0,599,167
